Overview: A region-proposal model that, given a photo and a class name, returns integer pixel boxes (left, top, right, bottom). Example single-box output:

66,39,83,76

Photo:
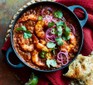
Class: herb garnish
54,11,63,19
16,26,32,39
47,42,56,48
48,22,55,27
16,26,27,31
55,37,63,46
38,16,43,20
39,51,46,58
57,26,63,36
46,59,57,68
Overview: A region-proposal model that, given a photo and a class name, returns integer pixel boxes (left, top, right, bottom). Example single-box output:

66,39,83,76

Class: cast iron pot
6,1,88,72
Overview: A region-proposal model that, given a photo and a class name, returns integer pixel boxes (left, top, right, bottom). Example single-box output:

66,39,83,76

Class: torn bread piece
63,51,93,85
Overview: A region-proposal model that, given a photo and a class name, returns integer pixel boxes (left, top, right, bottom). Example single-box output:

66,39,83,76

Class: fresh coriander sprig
54,11,63,19
16,26,32,39
46,59,57,68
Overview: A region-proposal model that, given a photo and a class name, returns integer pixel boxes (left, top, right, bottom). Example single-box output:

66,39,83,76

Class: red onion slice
57,51,69,66
69,24,75,35
43,15,53,23
52,18,57,23
46,35,56,42
41,7,53,15
46,28,56,42
67,23,76,35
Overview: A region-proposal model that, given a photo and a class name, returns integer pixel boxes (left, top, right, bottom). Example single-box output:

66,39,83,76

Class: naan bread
63,52,93,85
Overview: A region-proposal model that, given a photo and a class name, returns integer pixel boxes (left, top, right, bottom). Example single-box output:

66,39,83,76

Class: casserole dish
6,1,88,72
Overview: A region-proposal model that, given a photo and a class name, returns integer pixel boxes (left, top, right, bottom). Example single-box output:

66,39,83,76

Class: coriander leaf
24,31,32,39
55,37,63,46
56,21,64,26
25,73,38,85
64,26,71,37
46,59,57,68
57,26,63,36
38,16,43,20
65,27,71,33
48,22,55,27
63,23,71,37
39,51,46,58
63,22,66,28
51,28,56,34
62,36,70,41
47,42,56,48
54,11,63,19
16,26,27,31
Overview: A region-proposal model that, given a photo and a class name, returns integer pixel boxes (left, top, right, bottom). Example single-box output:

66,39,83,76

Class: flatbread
63,52,93,85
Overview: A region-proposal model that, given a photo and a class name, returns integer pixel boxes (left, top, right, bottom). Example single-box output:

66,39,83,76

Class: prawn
31,50,45,67
61,32,77,52
36,43,49,52
32,34,49,52
40,39,46,45
19,14,38,22
35,21,45,39
18,35,34,52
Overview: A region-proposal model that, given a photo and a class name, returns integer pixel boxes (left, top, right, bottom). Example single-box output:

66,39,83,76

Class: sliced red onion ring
67,23,76,35
52,18,57,23
46,7,53,12
69,24,75,35
46,35,56,42
43,15,53,23
41,7,53,15
46,28,52,36
46,28,56,42
57,51,69,66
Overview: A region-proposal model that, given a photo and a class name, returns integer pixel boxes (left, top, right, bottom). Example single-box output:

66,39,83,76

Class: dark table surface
0,0,32,85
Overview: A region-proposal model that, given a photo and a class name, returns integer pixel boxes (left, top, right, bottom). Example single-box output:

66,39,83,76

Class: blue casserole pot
6,1,88,72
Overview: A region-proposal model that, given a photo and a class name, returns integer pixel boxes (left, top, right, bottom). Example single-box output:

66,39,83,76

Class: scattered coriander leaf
63,23,71,37
48,22,55,27
55,37,63,46
65,27,71,33
57,26,63,36
39,51,46,58
25,73,38,85
16,26,27,31
47,42,56,48
54,11,63,19
62,36,70,41
46,59,57,68
64,26,71,37
63,22,67,29
24,31,32,39
56,21,64,26
38,16,43,20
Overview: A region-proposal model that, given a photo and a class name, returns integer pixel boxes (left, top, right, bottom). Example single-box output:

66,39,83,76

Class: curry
13,5,79,70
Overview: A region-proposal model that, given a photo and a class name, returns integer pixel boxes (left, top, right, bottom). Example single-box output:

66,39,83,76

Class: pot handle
68,5,88,28
6,47,24,68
